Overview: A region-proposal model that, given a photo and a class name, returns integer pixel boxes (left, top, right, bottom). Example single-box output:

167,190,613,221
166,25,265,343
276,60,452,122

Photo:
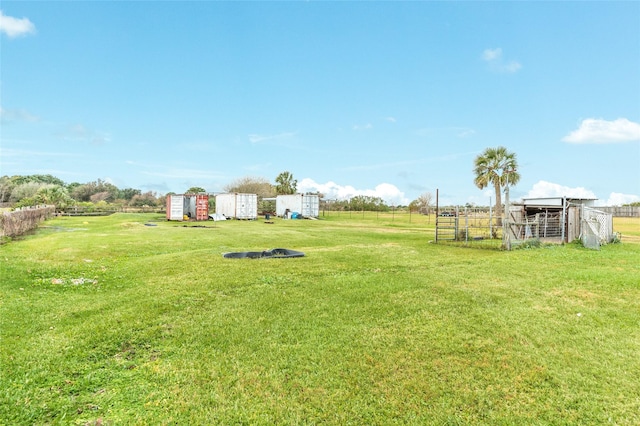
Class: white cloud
0,10,36,38
384,117,397,123
504,61,522,73
0,106,39,122
482,48,502,61
298,178,409,205
482,47,521,73
0,147,81,158
524,180,597,200
352,123,373,131
456,128,476,138
57,124,111,145
248,132,295,144
562,118,640,144
603,192,640,207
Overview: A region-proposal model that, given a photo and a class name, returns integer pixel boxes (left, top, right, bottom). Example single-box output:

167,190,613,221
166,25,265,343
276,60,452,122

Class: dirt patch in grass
548,288,601,307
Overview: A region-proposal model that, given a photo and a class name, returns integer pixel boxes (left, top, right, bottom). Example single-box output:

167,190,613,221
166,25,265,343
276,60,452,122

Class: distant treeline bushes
0,174,162,209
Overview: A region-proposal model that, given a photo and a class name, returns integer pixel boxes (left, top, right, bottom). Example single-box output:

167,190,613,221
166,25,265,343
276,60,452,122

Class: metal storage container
301,194,320,218
276,194,319,218
166,194,209,221
215,193,258,220
167,194,185,221
193,194,209,221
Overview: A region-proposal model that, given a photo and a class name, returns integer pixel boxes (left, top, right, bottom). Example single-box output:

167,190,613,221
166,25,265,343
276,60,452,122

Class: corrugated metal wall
276,194,319,217
216,193,257,219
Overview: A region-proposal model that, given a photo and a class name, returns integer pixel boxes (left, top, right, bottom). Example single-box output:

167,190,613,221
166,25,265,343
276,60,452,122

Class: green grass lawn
1,213,639,424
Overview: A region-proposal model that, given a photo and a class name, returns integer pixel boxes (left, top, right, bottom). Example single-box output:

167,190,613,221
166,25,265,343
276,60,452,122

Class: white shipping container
301,194,319,218
167,195,184,220
276,194,319,218
215,193,235,218
215,193,258,219
276,194,297,217
166,194,209,221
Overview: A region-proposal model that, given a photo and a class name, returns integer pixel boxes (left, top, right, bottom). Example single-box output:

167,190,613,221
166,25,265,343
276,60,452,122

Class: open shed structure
507,197,614,249
276,194,320,218
166,194,209,221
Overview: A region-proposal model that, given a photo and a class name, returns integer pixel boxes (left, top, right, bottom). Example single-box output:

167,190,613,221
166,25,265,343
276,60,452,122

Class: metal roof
519,196,597,208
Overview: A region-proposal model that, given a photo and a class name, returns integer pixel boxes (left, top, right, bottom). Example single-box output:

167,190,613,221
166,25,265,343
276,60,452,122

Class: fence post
489,202,492,239
464,207,469,242
561,198,567,243
503,185,511,250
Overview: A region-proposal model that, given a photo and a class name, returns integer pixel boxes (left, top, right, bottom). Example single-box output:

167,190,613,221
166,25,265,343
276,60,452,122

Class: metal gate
435,213,458,241
581,206,613,249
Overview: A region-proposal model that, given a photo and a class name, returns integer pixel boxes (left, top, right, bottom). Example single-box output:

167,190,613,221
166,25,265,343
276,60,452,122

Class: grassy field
1,213,639,425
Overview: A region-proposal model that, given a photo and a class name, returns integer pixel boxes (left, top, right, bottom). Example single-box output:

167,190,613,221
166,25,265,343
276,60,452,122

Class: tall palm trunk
494,183,502,225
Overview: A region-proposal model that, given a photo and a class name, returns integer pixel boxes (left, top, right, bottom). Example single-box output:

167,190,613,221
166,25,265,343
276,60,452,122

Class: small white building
276,194,320,218
215,193,258,220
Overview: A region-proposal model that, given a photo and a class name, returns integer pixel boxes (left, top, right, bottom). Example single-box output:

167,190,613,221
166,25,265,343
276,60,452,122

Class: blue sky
1,1,639,206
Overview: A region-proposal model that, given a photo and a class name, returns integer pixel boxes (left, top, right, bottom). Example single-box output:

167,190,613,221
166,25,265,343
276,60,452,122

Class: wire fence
434,207,504,249
317,207,505,248
318,208,437,225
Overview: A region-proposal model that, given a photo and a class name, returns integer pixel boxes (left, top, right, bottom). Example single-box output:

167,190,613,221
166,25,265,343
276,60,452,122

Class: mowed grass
1,213,639,425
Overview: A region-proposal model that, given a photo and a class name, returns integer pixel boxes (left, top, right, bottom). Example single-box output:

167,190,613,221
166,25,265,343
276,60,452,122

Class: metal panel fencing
518,211,563,240
435,207,503,249
581,206,614,250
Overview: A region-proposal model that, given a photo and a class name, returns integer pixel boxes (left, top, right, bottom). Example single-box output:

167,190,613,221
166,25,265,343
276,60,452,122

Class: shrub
513,238,542,250
0,205,55,239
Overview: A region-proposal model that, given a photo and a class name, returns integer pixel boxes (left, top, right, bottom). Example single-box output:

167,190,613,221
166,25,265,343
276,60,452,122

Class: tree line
0,175,160,210
4,146,550,215
0,171,303,210
0,171,439,214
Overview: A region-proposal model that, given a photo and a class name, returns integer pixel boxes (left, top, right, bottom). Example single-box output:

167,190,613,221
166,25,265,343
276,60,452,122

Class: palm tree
473,146,520,221
35,185,74,209
275,171,297,195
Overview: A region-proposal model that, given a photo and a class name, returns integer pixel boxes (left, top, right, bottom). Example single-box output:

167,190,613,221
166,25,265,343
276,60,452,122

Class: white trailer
276,194,319,218
215,193,258,220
